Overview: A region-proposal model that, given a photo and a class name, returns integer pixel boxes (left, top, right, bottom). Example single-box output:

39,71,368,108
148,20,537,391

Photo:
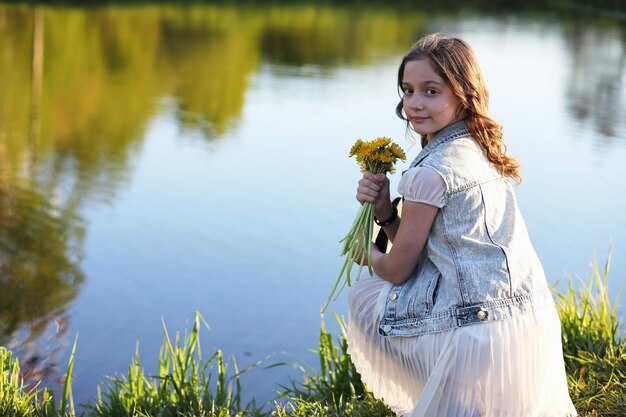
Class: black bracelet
374,204,398,227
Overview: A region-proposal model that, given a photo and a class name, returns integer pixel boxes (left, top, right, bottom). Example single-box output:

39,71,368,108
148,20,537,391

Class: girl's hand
356,172,392,220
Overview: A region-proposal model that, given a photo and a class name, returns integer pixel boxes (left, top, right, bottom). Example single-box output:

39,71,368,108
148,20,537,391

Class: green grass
86,313,264,417
555,251,626,417
0,253,624,417
272,312,392,417
0,335,77,417
0,346,41,417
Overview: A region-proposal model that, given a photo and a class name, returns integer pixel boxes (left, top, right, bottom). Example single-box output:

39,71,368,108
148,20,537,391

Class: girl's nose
406,94,424,110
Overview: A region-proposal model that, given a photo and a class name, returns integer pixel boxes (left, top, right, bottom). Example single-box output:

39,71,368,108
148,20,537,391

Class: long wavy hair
395,33,521,182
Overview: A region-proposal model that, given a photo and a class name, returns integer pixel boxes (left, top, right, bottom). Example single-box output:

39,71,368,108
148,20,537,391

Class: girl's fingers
357,173,389,204
358,177,381,191
357,184,380,196
364,172,387,184
357,183,381,201
356,193,377,204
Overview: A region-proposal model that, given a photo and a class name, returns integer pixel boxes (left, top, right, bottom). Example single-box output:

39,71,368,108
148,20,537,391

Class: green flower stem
322,202,376,313
366,203,374,276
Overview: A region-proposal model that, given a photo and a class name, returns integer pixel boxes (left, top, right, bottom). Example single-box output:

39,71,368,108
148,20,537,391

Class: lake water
0,3,625,409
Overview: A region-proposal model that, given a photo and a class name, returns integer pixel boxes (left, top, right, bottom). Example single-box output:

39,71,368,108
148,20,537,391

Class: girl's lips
411,116,430,122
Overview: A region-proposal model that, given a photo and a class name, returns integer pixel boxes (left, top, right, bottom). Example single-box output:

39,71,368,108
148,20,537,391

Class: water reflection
4,313,71,391
0,183,83,335
565,21,626,140
0,181,83,390
259,7,424,67
160,7,262,136
0,2,624,400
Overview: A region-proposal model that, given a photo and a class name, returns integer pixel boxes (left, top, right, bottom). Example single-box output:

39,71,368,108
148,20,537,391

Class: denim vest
379,121,554,337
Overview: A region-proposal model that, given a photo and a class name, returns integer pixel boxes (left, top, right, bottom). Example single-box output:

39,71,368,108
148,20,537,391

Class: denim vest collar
409,120,470,169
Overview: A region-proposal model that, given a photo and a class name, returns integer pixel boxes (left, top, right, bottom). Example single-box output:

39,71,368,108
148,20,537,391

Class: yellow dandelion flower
358,143,374,158
356,148,368,161
372,136,391,149
378,149,395,164
349,139,363,157
348,137,406,174
389,143,407,160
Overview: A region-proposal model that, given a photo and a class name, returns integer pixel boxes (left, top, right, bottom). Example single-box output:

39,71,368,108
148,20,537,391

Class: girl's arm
370,200,439,285
373,199,401,242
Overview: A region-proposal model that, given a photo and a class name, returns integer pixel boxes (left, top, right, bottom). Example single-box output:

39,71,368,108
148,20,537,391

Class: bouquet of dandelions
322,137,406,312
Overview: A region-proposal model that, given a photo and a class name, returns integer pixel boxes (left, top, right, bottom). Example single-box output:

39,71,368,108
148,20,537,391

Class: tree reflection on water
565,21,626,140
0,180,84,390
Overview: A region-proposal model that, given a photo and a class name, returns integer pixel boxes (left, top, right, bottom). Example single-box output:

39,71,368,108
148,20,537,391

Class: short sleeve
397,166,447,207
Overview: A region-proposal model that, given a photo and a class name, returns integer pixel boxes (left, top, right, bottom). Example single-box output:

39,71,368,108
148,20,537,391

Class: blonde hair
395,33,521,182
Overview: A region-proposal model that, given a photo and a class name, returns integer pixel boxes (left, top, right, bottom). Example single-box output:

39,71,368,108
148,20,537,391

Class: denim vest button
389,292,397,301
476,310,488,320
382,325,392,334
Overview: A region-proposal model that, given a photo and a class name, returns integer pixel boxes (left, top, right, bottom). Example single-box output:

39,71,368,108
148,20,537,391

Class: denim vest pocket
423,266,441,314
392,257,441,319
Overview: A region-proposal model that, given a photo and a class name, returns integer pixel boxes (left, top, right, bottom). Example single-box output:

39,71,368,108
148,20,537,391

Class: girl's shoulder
398,166,447,207
432,135,483,161
423,137,498,186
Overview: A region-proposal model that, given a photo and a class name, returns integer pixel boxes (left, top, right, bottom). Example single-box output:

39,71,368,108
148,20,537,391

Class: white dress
347,167,577,417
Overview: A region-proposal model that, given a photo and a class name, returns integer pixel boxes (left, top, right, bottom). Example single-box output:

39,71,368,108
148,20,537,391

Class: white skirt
347,273,578,417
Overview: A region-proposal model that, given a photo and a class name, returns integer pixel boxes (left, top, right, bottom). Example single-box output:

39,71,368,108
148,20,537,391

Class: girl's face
401,59,463,142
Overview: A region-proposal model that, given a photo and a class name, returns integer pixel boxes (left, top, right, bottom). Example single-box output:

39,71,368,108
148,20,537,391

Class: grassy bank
1,255,624,417
557,253,626,416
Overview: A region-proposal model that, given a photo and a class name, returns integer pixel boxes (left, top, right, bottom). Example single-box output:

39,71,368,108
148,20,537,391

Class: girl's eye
425,88,438,96
402,87,413,95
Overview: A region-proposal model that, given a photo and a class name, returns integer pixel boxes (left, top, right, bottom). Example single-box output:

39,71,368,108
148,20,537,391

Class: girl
347,33,577,417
